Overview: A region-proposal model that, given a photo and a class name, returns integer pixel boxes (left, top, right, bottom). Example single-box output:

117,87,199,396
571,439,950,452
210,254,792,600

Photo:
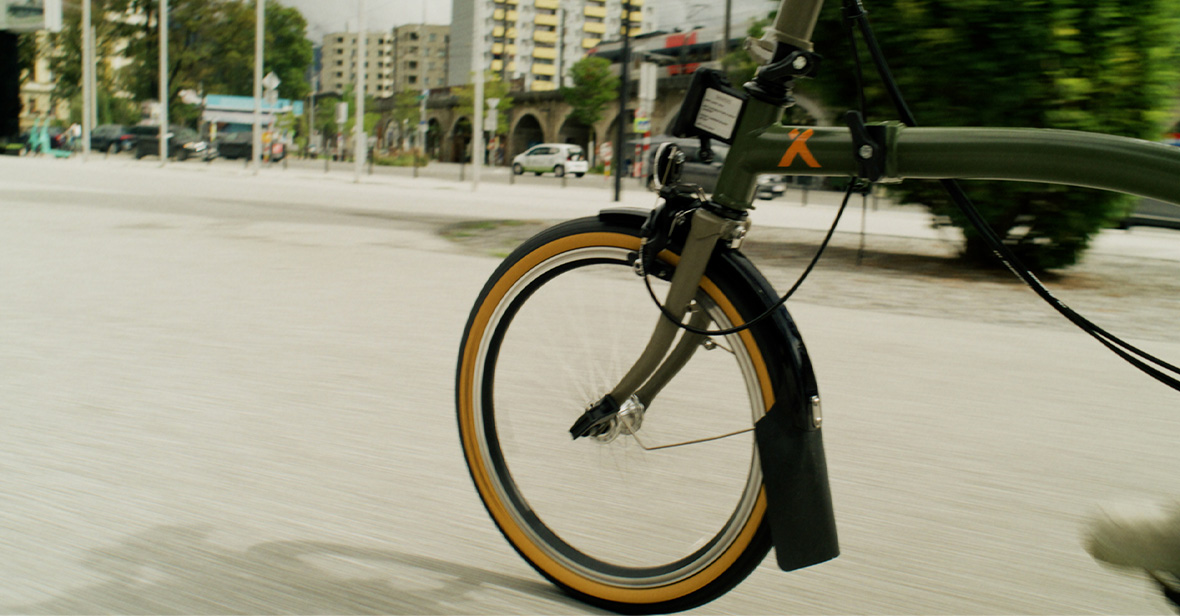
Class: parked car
90,124,135,153
215,132,286,162
512,143,589,177
643,136,730,193
133,125,216,161
755,174,788,200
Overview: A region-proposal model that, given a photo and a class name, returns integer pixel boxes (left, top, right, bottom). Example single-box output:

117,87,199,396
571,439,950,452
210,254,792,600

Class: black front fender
598,206,839,572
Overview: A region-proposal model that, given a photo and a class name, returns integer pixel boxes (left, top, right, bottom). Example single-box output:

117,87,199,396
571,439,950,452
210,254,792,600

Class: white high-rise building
448,0,654,91
321,31,395,97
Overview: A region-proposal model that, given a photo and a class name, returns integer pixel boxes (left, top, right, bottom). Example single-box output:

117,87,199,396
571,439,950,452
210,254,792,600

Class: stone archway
451,116,472,163
427,118,443,160
557,116,593,152
510,114,545,159
604,111,639,174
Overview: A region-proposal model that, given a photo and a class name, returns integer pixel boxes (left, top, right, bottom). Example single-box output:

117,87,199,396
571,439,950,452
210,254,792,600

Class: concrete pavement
3,155,1180,614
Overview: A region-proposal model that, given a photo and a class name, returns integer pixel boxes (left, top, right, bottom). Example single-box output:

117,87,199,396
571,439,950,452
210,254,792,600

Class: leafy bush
805,0,1180,270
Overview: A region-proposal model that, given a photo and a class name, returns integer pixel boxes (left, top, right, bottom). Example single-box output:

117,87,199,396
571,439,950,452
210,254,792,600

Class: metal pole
354,0,366,182
418,88,427,162
307,76,315,158
89,25,97,129
613,0,630,201
723,0,732,55
252,0,263,174
81,0,91,160
159,0,168,166
472,0,484,190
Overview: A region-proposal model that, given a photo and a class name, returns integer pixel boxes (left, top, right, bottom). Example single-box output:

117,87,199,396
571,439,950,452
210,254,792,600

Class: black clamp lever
845,110,887,182
747,48,823,106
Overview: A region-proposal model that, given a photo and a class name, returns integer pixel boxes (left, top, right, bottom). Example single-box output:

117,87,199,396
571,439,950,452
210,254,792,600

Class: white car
512,143,589,177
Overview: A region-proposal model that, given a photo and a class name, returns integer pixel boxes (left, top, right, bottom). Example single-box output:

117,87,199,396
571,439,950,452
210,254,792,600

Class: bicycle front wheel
456,214,782,613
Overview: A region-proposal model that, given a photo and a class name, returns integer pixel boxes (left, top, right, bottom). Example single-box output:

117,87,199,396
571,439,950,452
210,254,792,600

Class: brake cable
641,180,858,337
843,0,1180,393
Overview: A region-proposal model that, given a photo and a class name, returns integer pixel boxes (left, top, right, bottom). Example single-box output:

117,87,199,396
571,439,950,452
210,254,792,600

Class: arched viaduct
376,78,829,166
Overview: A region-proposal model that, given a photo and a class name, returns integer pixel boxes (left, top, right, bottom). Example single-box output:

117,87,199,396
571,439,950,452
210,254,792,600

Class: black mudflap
754,407,839,571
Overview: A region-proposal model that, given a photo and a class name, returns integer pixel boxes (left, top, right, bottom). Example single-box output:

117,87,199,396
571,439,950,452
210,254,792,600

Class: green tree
314,94,339,137
804,0,1180,270
560,57,618,127
456,72,513,135
47,0,131,120
104,0,311,125
721,15,774,87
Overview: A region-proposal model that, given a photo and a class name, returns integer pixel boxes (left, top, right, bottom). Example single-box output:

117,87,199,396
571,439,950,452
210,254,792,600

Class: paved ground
2,155,1180,614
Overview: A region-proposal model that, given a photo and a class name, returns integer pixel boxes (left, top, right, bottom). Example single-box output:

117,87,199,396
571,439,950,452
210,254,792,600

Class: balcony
532,63,556,76
582,37,600,48
534,13,558,26
534,0,559,9
583,5,606,18
533,30,558,44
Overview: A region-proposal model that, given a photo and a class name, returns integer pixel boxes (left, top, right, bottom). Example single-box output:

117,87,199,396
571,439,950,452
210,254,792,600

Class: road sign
262,71,281,91
634,116,651,134
599,141,613,163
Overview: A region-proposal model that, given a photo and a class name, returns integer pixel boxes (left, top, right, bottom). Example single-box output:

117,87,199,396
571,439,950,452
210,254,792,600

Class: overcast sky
276,0,778,43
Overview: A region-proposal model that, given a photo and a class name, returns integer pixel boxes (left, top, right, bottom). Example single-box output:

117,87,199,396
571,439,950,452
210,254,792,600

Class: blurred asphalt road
2,156,1179,614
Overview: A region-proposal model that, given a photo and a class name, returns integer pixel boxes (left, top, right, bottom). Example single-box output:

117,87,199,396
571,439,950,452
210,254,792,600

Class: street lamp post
354,0,367,183
159,0,168,166
613,0,631,202
252,0,263,173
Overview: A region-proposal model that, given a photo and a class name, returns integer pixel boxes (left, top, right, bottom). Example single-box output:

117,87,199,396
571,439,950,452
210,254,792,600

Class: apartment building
319,31,395,97
391,24,450,92
448,0,653,91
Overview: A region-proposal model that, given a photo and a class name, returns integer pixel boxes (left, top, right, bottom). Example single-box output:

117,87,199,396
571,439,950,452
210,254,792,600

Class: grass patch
440,219,549,258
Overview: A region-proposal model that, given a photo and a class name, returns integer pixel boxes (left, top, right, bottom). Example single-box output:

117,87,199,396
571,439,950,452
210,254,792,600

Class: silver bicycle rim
472,245,765,588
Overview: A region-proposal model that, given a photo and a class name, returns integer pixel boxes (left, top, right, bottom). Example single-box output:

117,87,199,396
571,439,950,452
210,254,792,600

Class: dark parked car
754,174,788,200
643,136,730,193
90,124,135,153
133,125,215,161
215,131,285,162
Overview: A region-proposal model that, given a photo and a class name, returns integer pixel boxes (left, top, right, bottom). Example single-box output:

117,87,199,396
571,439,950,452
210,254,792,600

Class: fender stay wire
844,0,1180,393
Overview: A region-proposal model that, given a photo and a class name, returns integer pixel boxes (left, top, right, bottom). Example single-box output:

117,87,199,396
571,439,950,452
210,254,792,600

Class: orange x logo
778,129,821,168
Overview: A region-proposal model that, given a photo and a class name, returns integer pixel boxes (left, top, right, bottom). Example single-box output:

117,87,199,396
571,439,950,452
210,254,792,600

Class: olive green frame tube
718,122,1180,209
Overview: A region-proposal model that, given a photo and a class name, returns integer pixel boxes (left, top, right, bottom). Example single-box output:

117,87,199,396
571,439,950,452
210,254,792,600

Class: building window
429,33,437,42
337,36,343,43
408,61,418,69
408,75,417,84
410,32,419,40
